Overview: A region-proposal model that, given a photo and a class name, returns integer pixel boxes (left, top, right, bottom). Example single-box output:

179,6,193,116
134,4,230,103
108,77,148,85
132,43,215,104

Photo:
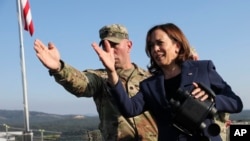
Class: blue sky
1,1,249,115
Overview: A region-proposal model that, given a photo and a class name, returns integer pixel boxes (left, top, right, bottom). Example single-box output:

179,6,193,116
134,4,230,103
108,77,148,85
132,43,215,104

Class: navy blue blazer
110,60,243,141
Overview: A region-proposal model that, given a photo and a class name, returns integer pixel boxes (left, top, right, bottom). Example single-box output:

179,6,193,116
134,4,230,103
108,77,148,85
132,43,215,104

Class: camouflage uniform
50,62,158,141
214,113,230,141
49,24,158,141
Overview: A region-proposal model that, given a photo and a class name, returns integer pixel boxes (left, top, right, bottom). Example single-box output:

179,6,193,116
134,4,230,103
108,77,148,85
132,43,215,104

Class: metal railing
0,124,102,141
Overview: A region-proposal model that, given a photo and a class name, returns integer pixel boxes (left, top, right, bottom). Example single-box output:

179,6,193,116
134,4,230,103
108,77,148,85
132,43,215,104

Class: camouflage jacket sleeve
50,61,107,97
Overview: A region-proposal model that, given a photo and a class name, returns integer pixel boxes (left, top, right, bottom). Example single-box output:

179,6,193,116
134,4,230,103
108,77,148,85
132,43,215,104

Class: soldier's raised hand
34,39,61,71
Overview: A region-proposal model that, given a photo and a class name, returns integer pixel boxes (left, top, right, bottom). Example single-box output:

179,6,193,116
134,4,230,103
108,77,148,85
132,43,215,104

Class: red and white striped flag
20,0,34,36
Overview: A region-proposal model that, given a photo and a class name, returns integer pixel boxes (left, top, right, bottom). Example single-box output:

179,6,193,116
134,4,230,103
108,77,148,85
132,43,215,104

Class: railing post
3,124,9,141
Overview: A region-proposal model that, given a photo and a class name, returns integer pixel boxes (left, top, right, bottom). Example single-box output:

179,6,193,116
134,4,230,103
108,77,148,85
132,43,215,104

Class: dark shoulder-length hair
145,23,192,74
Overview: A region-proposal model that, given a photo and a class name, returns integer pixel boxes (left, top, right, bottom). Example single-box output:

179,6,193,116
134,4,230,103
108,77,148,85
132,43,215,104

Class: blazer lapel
146,74,169,106
180,61,198,92
144,61,199,107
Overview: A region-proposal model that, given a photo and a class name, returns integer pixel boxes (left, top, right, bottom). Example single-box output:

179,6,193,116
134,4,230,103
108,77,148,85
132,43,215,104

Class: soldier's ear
127,40,132,53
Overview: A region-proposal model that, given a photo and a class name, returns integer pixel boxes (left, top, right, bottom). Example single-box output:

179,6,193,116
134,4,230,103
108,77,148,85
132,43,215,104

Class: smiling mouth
155,54,165,61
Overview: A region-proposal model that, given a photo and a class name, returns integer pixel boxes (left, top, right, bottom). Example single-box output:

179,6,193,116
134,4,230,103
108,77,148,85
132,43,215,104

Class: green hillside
0,109,249,141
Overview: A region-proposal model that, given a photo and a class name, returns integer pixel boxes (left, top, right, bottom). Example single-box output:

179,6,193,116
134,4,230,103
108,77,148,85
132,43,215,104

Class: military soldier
34,24,158,141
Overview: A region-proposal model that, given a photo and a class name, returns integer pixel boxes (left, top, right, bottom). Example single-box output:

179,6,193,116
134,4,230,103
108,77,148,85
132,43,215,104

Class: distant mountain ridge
0,109,100,132
0,109,249,131
0,110,86,123
230,109,250,121
0,109,249,120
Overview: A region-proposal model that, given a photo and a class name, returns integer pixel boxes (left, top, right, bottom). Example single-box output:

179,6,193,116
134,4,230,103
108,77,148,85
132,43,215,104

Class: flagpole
16,0,32,140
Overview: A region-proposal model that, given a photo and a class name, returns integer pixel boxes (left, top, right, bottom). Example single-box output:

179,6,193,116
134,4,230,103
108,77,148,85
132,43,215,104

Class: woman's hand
191,82,210,101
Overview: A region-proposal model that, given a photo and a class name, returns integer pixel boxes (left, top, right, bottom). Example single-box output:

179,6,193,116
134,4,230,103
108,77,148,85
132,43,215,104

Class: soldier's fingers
48,42,56,50
103,40,112,52
92,42,103,56
34,39,47,51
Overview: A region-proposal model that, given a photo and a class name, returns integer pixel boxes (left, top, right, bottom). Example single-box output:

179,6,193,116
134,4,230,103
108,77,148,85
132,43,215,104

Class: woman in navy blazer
92,23,243,141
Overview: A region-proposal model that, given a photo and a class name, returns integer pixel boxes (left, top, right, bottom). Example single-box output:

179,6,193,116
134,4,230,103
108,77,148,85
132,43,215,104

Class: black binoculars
170,82,220,138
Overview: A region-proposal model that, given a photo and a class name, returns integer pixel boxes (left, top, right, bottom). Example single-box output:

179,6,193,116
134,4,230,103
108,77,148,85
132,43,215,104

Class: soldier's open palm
34,39,61,70
92,40,115,73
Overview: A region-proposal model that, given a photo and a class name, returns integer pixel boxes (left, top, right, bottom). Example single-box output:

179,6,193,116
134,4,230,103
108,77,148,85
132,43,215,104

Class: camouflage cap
99,24,129,45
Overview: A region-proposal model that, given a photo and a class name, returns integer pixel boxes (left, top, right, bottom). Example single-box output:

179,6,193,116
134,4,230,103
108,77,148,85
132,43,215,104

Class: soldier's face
101,39,132,69
113,40,131,69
